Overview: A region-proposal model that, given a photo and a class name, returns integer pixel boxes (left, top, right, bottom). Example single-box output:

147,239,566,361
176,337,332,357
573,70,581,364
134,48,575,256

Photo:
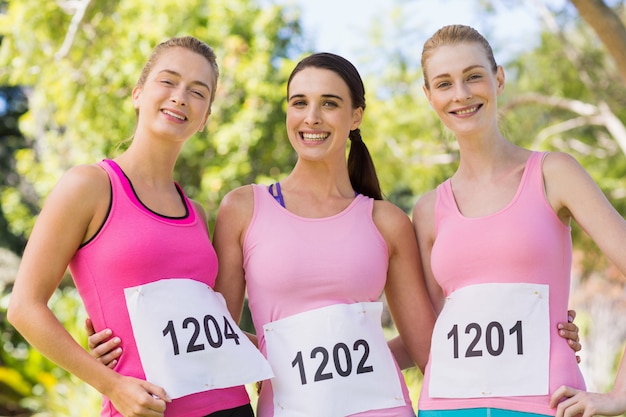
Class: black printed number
447,320,523,359
162,315,241,355
291,339,374,385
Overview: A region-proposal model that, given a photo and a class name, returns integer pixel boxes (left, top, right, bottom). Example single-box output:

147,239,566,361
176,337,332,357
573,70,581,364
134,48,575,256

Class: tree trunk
569,0,626,84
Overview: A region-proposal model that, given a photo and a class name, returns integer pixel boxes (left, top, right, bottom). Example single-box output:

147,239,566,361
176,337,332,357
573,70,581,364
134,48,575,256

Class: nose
170,86,187,106
454,83,472,102
304,106,321,125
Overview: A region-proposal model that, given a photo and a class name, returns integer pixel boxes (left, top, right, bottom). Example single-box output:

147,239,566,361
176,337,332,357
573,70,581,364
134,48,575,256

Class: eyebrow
431,64,485,82
158,69,212,93
288,93,345,102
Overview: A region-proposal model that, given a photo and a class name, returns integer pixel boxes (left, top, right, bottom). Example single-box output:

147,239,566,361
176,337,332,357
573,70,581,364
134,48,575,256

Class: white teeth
163,109,185,120
302,133,328,141
455,106,478,115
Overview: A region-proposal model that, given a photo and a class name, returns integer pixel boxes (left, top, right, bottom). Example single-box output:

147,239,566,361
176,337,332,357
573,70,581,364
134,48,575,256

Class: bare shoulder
33,163,110,246
542,151,593,208
52,163,109,204
214,184,256,237
372,200,413,237
542,151,585,177
412,189,437,229
412,189,437,221
218,184,254,217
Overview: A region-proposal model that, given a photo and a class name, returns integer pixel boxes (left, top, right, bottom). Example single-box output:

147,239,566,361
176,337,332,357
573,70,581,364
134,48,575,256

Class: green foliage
0,0,305,414
0,0,304,238
1,283,100,416
1,0,626,414
503,10,626,276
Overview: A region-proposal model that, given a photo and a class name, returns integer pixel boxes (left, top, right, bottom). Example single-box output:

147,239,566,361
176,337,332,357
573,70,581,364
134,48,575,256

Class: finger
87,328,113,350
567,309,577,322
558,328,581,348
90,337,122,360
98,346,122,368
558,321,579,335
85,318,96,336
90,337,122,364
550,385,578,408
576,354,581,364
146,383,171,405
147,396,167,413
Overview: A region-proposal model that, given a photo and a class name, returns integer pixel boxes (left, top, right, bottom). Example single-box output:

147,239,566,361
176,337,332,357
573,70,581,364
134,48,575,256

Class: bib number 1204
291,339,374,385
163,315,240,355
447,320,523,359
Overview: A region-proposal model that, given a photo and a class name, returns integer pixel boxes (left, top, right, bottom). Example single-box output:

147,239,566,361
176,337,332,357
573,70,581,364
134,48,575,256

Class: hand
86,318,122,368
551,385,626,417
557,310,582,363
107,374,170,417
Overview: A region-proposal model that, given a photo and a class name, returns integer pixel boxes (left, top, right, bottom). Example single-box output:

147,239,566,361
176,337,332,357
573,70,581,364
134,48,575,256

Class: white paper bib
429,282,550,398
263,302,405,417
124,278,273,399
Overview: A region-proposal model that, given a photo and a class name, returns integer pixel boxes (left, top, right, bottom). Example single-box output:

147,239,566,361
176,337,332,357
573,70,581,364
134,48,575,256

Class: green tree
0,0,305,414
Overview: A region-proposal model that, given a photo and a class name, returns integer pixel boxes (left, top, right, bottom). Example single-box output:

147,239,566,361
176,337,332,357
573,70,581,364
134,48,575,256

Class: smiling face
286,67,363,162
132,46,216,143
422,42,504,138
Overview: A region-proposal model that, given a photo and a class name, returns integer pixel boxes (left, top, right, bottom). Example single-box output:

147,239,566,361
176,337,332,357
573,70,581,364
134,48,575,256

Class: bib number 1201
163,315,240,355
447,320,523,359
291,339,374,385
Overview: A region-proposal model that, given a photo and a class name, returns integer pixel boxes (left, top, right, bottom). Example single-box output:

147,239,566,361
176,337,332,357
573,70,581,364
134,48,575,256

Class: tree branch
569,0,626,84
503,92,626,155
55,0,92,61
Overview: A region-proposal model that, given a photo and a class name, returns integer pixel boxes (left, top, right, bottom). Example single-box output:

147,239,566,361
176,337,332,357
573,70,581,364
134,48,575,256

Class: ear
351,106,363,130
422,84,432,105
197,109,211,132
132,86,142,110
496,65,505,95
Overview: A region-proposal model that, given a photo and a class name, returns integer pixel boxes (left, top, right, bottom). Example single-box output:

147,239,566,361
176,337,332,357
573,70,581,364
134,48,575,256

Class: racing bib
429,282,550,398
124,278,273,399
263,302,405,417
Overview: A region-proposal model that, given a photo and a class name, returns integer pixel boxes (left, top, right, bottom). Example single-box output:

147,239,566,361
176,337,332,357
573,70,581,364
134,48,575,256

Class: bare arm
545,152,626,275
8,165,168,417
551,346,626,416
212,186,254,327
544,152,626,415
412,190,445,315
374,201,436,374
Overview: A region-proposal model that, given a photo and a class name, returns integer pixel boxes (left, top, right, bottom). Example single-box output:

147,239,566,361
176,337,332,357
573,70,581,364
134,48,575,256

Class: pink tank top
419,152,586,415
244,184,414,416
69,159,249,417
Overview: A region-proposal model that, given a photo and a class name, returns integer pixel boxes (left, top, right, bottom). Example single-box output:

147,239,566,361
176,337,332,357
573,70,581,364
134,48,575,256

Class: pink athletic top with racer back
69,159,249,417
243,184,414,417
419,151,586,415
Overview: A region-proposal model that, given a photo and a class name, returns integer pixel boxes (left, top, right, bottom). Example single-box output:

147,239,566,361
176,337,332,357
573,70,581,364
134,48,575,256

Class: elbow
7,295,28,331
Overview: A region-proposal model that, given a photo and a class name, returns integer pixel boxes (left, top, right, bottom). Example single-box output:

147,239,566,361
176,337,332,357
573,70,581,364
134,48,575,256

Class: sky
266,0,571,74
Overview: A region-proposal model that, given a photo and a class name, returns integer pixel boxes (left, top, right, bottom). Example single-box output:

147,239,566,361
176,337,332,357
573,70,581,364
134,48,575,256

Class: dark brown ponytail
348,128,382,200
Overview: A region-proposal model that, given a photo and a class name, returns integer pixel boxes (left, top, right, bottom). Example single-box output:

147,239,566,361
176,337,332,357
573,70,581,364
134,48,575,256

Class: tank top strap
517,151,548,204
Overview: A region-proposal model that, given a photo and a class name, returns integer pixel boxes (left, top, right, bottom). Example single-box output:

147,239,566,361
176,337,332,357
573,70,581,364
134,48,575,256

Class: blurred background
1,0,625,415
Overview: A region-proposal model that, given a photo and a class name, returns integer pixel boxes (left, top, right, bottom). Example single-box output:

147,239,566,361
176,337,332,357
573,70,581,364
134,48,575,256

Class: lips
301,132,329,142
451,104,482,116
162,108,187,121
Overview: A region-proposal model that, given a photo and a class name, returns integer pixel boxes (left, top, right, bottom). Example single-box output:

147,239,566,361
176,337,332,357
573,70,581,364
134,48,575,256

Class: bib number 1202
291,339,374,385
162,315,240,355
447,320,523,359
